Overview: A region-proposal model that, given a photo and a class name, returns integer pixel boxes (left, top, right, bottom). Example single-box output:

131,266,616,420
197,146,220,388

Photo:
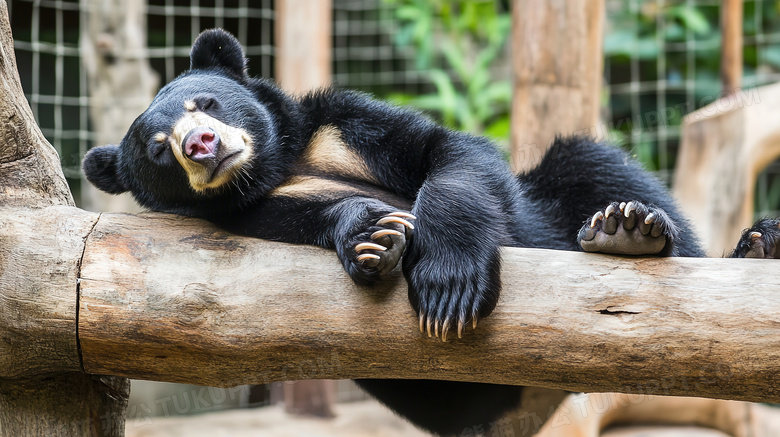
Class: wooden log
535,393,752,437
510,0,605,173
0,374,129,437
71,210,780,403
673,82,780,256
274,0,332,94
0,206,96,378
721,0,743,95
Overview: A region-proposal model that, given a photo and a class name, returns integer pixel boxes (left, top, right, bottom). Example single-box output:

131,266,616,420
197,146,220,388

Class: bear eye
195,96,219,112
149,142,167,159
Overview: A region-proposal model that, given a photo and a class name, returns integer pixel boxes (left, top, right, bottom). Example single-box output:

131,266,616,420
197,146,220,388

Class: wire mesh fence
603,0,780,218
332,0,432,96
8,0,780,211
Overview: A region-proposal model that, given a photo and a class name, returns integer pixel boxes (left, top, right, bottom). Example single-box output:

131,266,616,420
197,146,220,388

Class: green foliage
382,0,512,145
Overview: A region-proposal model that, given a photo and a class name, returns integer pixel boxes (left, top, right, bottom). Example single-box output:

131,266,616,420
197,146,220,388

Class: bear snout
183,127,221,162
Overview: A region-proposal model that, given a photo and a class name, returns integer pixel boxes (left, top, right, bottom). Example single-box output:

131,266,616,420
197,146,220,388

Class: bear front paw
578,201,679,256
731,218,780,259
404,250,501,342
347,211,415,283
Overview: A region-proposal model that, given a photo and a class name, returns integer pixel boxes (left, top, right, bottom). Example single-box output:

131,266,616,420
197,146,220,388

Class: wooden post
274,0,336,416
510,0,605,173
673,83,780,255
721,0,743,95
0,0,130,435
274,0,332,94
80,0,159,213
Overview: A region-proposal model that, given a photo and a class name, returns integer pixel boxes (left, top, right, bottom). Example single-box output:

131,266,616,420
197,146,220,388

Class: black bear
82,29,768,435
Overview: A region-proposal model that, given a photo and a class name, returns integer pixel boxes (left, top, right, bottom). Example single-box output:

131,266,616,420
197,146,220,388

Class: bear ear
190,28,247,78
82,145,127,194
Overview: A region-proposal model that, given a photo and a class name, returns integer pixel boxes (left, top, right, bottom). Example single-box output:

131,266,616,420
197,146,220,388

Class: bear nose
183,127,220,162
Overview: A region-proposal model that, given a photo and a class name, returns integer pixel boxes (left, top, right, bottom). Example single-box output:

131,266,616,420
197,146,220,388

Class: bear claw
371,229,403,239
376,216,415,230
350,211,415,277
355,242,386,253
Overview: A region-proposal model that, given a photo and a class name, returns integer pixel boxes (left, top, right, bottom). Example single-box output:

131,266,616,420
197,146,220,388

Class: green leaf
441,41,470,83
428,69,459,125
668,5,711,35
484,116,511,142
405,94,447,112
395,5,422,20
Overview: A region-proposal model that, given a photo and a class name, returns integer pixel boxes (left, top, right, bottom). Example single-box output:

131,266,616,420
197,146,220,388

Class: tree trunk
79,0,159,213
275,0,332,94
721,0,743,95
510,0,605,173
0,1,130,435
0,374,129,437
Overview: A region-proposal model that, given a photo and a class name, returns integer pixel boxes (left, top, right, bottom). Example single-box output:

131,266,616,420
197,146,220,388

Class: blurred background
6,0,780,435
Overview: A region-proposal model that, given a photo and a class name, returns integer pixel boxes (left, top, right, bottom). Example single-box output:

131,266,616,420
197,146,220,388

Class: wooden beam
2,204,780,404
721,0,744,95
510,0,605,173
274,0,332,94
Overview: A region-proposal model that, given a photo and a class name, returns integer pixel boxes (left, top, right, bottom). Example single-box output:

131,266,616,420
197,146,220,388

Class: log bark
0,2,71,209
510,0,605,173
0,0,130,435
65,209,780,403
0,374,129,437
673,82,780,255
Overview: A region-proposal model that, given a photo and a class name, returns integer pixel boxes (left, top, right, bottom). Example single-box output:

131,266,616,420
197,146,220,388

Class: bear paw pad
578,201,677,256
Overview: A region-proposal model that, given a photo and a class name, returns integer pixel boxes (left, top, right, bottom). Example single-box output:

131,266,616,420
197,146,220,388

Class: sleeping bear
82,28,771,435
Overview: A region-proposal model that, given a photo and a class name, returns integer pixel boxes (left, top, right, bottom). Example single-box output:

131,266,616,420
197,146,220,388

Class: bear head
83,29,295,216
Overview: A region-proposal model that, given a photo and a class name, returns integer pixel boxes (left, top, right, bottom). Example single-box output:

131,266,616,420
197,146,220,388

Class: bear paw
578,201,678,256
404,249,501,343
351,211,415,279
731,218,780,259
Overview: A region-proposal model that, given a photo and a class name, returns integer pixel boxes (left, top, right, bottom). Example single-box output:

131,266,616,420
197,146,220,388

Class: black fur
730,218,780,258
189,27,247,79
83,29,712,435
83,144,126,194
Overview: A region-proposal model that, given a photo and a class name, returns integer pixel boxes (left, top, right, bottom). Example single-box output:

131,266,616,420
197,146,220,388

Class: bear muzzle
183,127,220,163
181,126,243,183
